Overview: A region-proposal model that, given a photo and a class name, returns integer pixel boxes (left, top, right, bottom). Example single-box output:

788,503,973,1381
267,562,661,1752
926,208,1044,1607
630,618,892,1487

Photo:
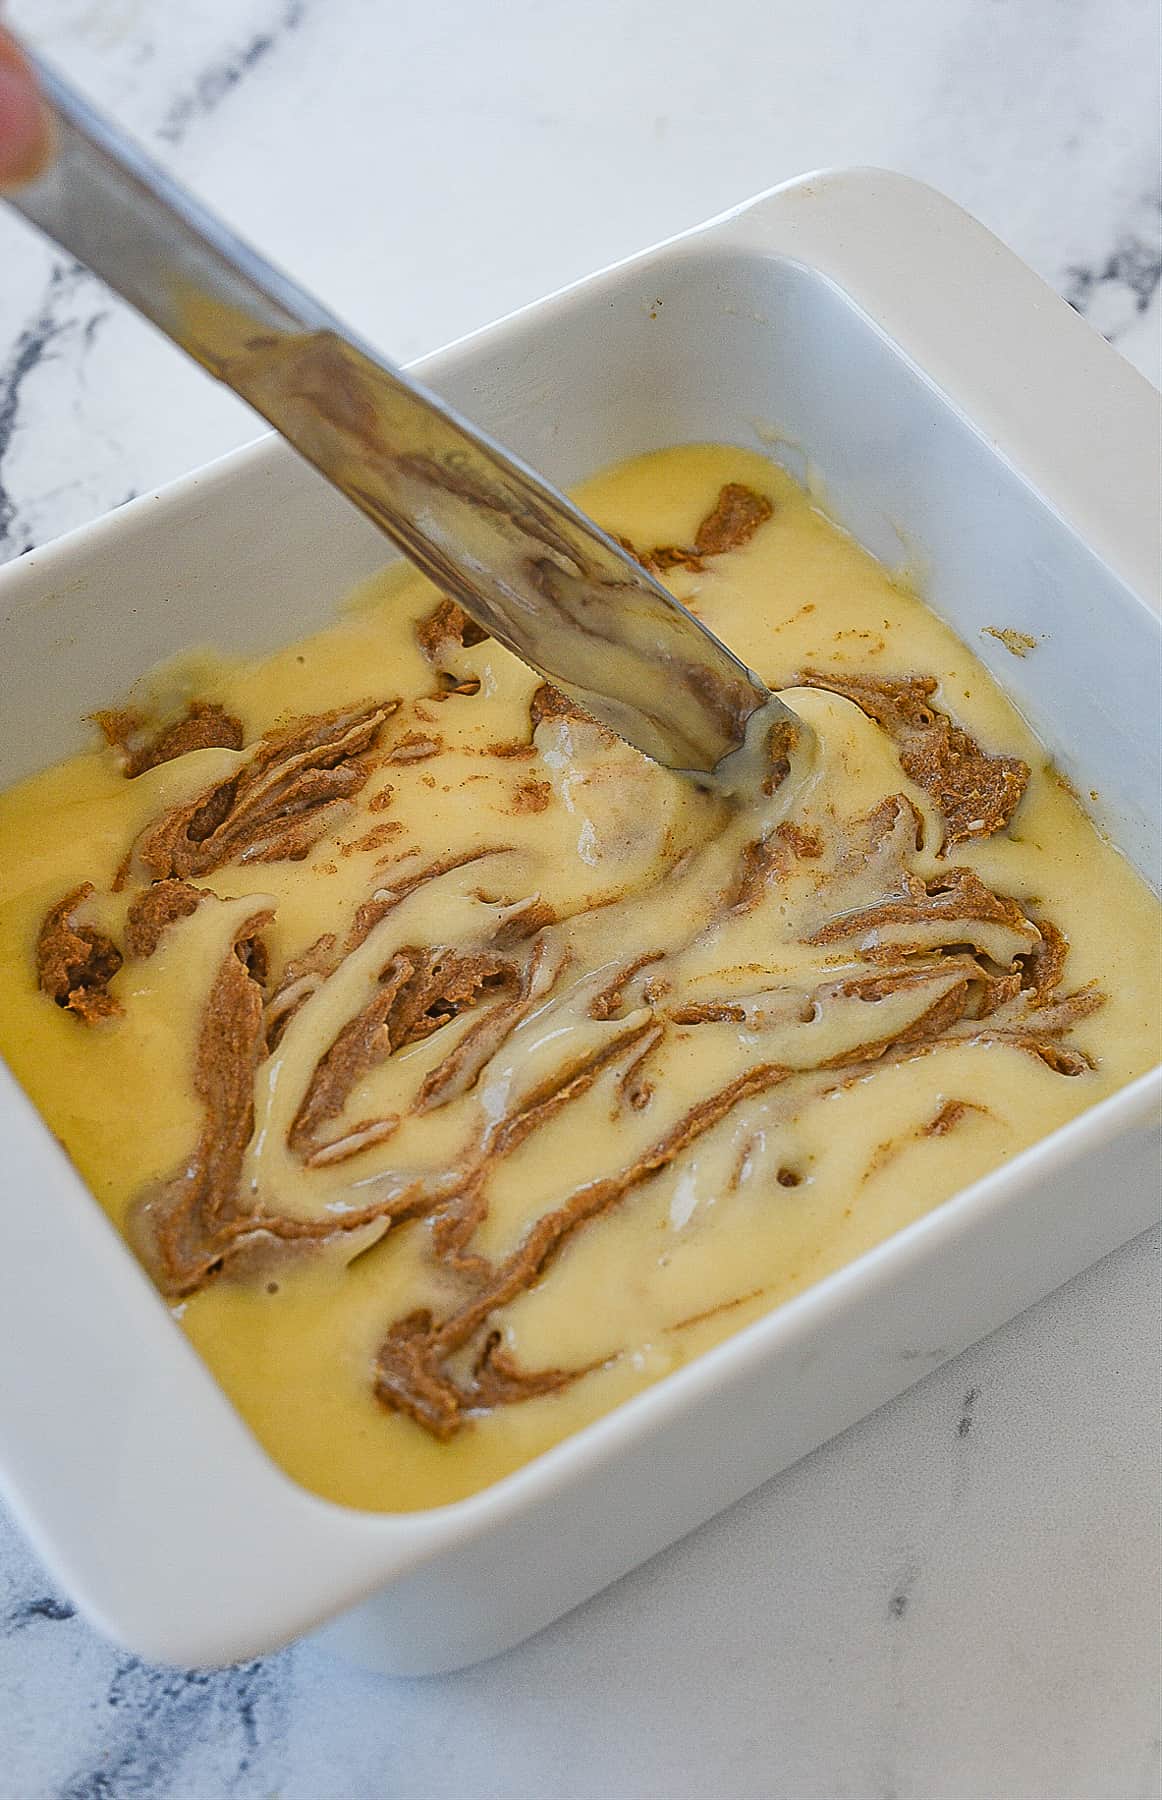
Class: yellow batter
0,445,1157,1512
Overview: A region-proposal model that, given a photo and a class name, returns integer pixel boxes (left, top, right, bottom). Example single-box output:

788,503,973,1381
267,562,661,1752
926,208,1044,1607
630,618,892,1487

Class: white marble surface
0,1,1159,1794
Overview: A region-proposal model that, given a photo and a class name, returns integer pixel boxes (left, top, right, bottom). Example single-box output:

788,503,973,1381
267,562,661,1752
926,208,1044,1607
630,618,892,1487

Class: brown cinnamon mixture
95,700,244,777
511,779,552,814
384,732,443,764
924,1099,988,1136
130,906,273,1295
125,879,207,957
798,670,1028,846
693,483,774,556
135,701,395,880
414,598,489,662
529,682,594,731
35,884,123,1022
289,947,518,1166
809,865,1037,953
631,483,774,575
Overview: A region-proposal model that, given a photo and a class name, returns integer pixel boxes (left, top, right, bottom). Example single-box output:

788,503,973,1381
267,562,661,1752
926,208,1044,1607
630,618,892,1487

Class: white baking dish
0,169,1158,1676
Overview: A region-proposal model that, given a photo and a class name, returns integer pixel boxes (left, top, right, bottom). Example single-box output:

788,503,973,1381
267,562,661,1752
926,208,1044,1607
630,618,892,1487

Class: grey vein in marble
57,1655,289,1800
2,1530,291,1800
956,1385,980,1440
157,0,308,144
2,1593,76,1632
1065,191,1162,342
887,1565,920,1621
0,260,104,557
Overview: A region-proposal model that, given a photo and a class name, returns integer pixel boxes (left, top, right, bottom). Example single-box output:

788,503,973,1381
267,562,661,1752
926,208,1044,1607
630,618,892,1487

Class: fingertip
0,60,53,189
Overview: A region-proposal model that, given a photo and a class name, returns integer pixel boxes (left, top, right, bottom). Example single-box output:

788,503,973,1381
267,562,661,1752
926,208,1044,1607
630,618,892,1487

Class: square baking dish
1,169,1158,1675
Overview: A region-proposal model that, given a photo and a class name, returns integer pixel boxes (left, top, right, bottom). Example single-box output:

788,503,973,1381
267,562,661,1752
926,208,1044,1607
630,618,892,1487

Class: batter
0,444,1156,1511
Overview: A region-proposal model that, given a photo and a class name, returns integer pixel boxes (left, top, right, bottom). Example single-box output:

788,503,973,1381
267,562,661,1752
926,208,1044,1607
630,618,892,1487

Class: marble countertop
1,2,1159,1795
